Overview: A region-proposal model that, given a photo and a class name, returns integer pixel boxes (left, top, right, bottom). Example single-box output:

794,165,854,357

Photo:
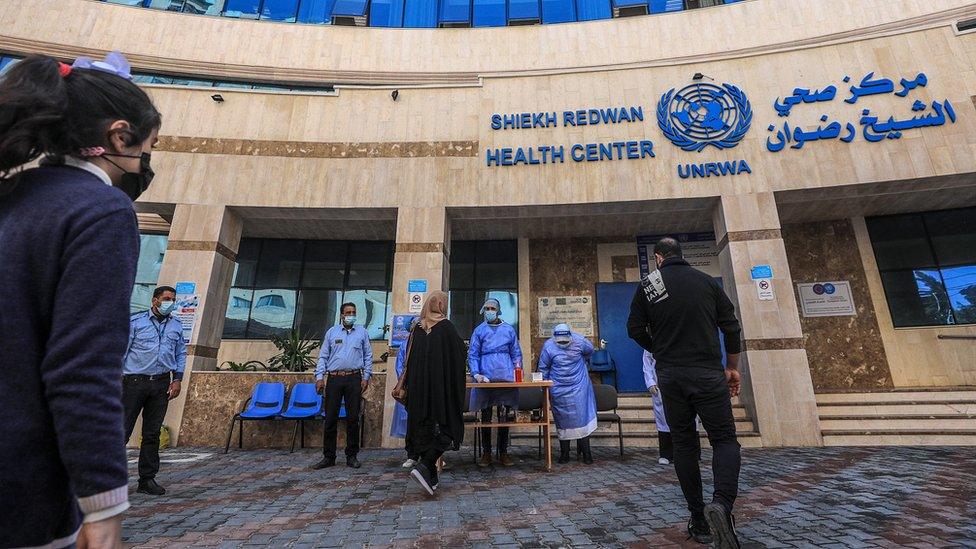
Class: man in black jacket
627,237,743,549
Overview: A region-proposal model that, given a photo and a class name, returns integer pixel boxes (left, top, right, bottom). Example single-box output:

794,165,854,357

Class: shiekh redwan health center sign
484,71,956,179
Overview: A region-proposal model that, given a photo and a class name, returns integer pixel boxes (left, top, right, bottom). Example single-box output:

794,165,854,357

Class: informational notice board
537,295,594,337
797,281,856,317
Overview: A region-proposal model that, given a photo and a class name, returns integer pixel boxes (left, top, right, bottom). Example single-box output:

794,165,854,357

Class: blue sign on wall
751,265,773,280
407,279,428,292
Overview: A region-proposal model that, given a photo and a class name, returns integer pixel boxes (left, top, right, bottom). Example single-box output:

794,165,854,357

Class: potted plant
218,360,267,372
268,329,318,372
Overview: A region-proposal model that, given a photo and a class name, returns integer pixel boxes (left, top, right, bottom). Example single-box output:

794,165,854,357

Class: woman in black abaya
393,290,466,496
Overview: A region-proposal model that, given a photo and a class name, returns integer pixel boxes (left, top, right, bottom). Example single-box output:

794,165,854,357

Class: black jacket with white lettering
626,257,742,370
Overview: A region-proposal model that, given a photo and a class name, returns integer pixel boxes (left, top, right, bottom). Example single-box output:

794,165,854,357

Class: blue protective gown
642,351,669,433
389,343,409,438
468,320,522,410
538,335,598,440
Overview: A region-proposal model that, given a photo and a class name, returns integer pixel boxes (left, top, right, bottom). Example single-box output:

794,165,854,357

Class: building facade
4,0,975,449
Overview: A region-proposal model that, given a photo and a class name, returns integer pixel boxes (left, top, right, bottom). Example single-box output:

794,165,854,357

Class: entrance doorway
595,282,646,393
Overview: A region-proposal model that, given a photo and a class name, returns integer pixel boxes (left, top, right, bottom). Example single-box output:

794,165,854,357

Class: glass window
342,289,391,339
576,0,611,21
472,0,504,26
507,0,540,20
298,0,336,22
223,0,261,17
541,0,576,23
247,289,297,337
130,234,169,313
448,290,475,339
942,265,976,324
403,0,438,26
867,207,976,327
303,241,347,288
924,209,976,266
449,240,519,338
347,242,391,287
261,0,299,20
332,0,368,15
254,239,303,288
223,238,393,339
476,240,518,287
439,0,471,23
866,214,934,271
297,289,341,337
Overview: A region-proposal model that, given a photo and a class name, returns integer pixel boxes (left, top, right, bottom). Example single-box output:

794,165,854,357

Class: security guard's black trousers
658,366,741,517
322,372,362,459
123,374,170,481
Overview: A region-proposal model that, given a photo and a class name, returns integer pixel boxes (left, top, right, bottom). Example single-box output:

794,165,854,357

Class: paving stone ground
123,445,976,548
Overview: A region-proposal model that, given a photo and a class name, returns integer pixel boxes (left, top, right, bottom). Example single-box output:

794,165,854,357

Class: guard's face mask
158,300,177,316
103,152,155,201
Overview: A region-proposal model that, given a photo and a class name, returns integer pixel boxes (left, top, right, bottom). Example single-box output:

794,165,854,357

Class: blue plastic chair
280,383,323,452
223,382,286,453
589,349,618,390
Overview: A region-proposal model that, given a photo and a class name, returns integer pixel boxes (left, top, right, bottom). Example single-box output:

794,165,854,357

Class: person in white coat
643,350,700,465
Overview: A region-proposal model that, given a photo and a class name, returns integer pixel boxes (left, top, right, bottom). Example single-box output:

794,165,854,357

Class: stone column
517,237,533,369
712,193,822,447
380,207,451,449
156,204,243,446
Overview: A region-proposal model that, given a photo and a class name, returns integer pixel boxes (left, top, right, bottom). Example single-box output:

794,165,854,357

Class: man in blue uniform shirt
313,302,373,469
123,285,186,496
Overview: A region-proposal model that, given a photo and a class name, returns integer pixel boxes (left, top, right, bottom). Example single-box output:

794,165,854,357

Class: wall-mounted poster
797,281,856,317
537,296,594,337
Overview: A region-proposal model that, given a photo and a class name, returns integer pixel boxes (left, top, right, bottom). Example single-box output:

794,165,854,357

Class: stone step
816,388,976,404
615,406,750,420
818,403,976,416
820,417,976,430
822,430,976,446
598,417,756,433
512,429,763,448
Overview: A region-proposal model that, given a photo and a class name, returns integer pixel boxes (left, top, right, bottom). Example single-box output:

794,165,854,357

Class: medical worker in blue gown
390,318,419,468
538,324,597,465
643,350,701,465
469,297,522,468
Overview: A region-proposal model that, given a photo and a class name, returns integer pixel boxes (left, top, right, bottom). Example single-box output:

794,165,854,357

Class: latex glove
648,385,659,397
474,374,489,383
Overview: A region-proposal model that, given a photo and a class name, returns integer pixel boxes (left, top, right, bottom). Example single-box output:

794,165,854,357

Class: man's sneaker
685,515,712,544
402,458,417,468
312,457,336,469
498,453,515,467
478,453,493,468
410,463,435,496
703,502,741,549
136,479,166,496
658,457,670,465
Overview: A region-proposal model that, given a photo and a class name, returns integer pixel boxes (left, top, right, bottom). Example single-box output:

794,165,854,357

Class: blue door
596,280,730,392
595,282,646,393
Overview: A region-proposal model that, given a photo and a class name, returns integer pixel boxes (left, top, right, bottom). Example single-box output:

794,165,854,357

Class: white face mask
158,300,176,316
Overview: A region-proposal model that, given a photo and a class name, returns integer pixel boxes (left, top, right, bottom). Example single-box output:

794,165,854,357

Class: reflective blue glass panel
261,0,299,20
472,0,504,26
403,0,438,26
942,265,976,324
611,0,645,7
369,0,405,26
508,0,540,21
541,0,575,24
648,0,682,12
576,0,610,20
297,0,336,22
439,0,471,23
223,0,261,18
332,0,368,16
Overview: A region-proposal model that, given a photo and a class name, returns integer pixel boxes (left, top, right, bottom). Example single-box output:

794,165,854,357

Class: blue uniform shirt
123,310,187,380
315,324,373,381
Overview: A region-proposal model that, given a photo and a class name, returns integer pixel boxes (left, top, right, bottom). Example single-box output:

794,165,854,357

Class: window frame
449,240,520,337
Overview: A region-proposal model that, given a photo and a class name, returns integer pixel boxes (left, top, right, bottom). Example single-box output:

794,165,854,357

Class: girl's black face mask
102,152,154,201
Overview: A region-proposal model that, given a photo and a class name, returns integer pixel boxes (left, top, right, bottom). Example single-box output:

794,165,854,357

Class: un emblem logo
657,82,752,152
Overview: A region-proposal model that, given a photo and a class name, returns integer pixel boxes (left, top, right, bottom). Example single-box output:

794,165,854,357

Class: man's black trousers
123,374,170,481
657,365,741,517
322,372,362,459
